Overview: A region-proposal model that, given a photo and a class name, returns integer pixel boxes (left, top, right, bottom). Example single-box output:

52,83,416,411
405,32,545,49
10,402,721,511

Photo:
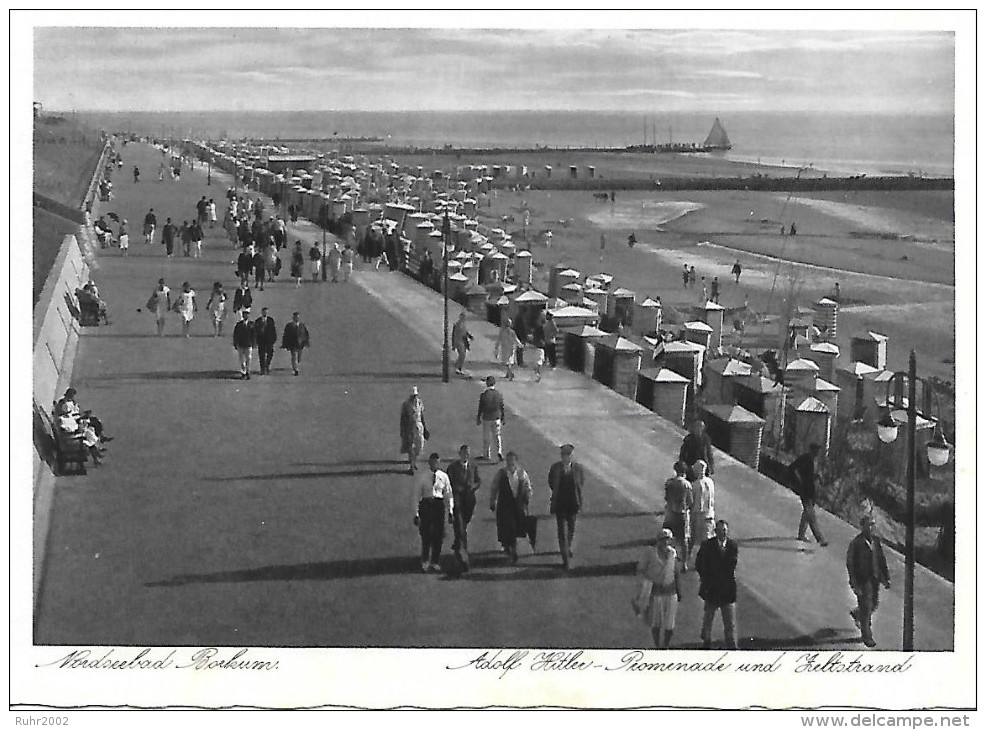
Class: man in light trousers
476,375,505,462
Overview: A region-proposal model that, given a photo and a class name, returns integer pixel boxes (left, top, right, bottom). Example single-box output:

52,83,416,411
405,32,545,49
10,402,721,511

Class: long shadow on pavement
205,467,408,481
735,537,813,554
81,370,243,381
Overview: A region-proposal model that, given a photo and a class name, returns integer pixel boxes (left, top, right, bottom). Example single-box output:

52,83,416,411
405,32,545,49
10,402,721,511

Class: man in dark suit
548,443,585,570
695,519,739,649
789,443,828,546
254,307,278,375
232,310,255,380
280,311,310,376
846,514,891,648
446,444,481,571
679,419,715,478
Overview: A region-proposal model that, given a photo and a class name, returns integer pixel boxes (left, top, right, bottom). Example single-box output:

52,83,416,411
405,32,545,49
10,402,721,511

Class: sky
33,27,954,114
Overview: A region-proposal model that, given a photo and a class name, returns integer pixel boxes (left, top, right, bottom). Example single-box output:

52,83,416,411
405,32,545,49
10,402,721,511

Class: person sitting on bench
76,281,110,325
56,388,111,442
57,412,103,467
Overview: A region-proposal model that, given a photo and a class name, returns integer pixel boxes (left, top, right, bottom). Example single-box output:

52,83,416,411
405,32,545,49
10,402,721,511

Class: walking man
695,519,739,650
232,310,255,380
663,461,693,571
341,243,355,282
162,218,177,258
846,514,891,648
548,444,584,570
327,243,342,283
732,259,742,284
679,419,716,478
477,375,505,462
280,311,310,376
143,208,157,245
789,443,828,546
451,311,473,374
411,452,454,573
710,276,721,304
446,444,481,571
254,307,278,376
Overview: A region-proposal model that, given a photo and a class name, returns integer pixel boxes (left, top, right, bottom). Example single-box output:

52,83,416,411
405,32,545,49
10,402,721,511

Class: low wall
33,232,90,608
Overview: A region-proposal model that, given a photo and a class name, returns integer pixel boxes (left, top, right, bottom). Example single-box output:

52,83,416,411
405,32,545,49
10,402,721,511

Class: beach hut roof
786,358,820,372
643,336,661,348
684,320,714,333
587,272,614,283
515,250,532,258
569,324,607,337
490,252,509,260
663,339,706,353
816,297,838,306
739,375,784,394
862,369,893,383
703,404,765,424
560,268,582,277
562,282,583,291
448,273,469,282
839,361,880,377
810,342,841,355
703,301,726,311
514,290,549,303
549,305,598,318
794,396,830,413
639,367,691,384
596,334,644,352
854,331,889,342
495,295,511,305
640,297,662,308
789,317,811,328
612,287,635,297
501,284,518,295
708,358,753,376
814,378,841,392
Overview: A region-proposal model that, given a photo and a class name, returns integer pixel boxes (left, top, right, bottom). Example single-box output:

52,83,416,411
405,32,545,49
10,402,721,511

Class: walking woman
489,451,534,564
689,459,716,566
290,240,305,288
632,528,683,649
149,278,171,336
175,281,197,338
206,282,228,338
399,386,429,475
494,317,522,381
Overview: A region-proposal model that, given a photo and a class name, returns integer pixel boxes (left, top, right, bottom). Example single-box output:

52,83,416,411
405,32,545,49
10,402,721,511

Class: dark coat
679,432,715,475
695,536,739,606
846,533,890,591
446,459,481,502
254,316,278,349
477,387,505,423
237,251,254,276
789,453,817,500
548,461,585,515
281,321,310,351
490,467,533,546
232,320,254,349
233,287,252,312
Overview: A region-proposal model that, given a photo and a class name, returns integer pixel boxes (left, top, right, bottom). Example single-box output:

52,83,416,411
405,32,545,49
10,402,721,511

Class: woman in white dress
689,459,715,566
208,199,217,228
206,282,227,337
175,281,197,338
494,318,522,381
633,528,682,649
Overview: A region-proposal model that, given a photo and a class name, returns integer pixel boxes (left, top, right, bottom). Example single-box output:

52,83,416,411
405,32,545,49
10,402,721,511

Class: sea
77,110,955,177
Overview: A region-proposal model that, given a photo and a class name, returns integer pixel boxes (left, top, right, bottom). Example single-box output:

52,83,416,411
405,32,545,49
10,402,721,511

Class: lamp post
874,350,951,651
207,154,212,186
441,211,451,384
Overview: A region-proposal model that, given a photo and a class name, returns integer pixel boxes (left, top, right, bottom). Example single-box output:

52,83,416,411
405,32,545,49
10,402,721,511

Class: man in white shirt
411,453,454,573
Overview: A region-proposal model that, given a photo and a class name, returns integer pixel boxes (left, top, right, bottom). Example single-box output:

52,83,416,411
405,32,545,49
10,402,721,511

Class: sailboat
702,117,732,151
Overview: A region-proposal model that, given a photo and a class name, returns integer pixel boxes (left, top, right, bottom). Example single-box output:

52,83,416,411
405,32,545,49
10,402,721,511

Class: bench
75,289,102,326
42,402,88,475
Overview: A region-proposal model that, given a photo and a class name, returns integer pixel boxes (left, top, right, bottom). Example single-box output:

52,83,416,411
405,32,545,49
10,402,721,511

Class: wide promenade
35,142,953,650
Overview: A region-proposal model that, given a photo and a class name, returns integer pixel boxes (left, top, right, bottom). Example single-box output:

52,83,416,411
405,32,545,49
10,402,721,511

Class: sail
703,117,731,148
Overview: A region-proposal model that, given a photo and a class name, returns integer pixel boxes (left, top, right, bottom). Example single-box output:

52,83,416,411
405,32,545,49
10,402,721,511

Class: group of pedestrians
232,308,311,379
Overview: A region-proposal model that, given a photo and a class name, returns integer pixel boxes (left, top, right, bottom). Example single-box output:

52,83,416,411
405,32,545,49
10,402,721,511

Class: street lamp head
877,407,899,444
926,427,951,467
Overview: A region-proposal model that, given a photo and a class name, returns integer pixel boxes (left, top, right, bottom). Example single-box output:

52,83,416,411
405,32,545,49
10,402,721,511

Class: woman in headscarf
489,451,534,564
494,317,522,381
399,386,429,475
632,528,683,648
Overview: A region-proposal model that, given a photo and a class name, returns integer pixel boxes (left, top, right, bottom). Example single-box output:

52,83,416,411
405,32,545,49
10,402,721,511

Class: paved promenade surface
36,143,953,650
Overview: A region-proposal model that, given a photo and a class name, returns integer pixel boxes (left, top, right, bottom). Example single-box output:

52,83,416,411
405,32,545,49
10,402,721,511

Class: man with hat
695,519,739,649
232,309,255,380
633,528,683,649
254,307,278,375
411,452,454,573
846,514,891,648
548,443,585,570
446,444,481,571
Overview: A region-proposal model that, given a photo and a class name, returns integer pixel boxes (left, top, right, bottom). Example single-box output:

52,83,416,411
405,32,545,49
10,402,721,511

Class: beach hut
813,298,839,338
636,368,690,426
835,361,880,422
850,331,889,371
464,284,487,316
861,368,894,426
513,289,549,330
786,396,831,456
564,324,607,374
634,297,663,336
700,301,726,350
807,342,840,382
514,250,533,285
784,357,819,391
488,252,510,283
704,357,753,405
657,339,706,403
734,374,786,449
586,273,614,290
682,320,714,350
701,405,766,470
812,378,841,423
607,287,636,327
560,282,584,305
548,304,600,331
569,165,578,179
592,335,644,400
